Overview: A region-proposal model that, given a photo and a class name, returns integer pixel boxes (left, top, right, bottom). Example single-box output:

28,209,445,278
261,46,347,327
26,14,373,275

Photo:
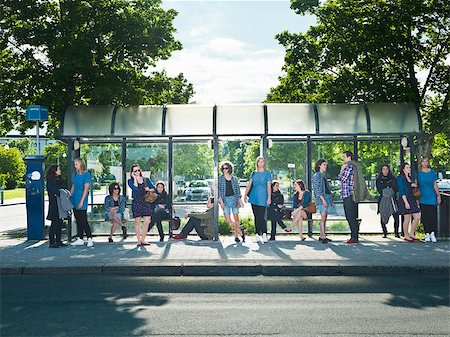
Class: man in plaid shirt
339,151,359,243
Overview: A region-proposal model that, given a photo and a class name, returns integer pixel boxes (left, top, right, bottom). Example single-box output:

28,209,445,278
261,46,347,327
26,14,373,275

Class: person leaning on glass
267,180,286,241
285,179,311,241
70,158,94,247
312,159,333,243
243,156,272,244
376,164,400,238
148,181,171,242
104,182,127,243
417,157,441,242
128,164,155,247
218,161,245,243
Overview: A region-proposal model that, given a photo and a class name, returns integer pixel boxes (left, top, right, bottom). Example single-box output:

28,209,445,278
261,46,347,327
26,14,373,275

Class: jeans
251,204,267,235
149,209,171,239
73,209,92,239
180,217,209,240
343,196,358,241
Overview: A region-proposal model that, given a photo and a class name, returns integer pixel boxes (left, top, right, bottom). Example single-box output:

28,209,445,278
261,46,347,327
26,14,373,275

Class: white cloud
189,25,210,38
154,37,285,104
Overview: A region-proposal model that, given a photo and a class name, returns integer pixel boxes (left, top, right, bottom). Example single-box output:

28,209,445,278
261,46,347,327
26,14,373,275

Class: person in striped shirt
339,151,359,244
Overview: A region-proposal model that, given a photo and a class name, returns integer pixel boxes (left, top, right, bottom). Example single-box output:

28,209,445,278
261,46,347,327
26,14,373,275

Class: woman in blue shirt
104,182,127,243
128,164,155,246
285,179,311,241
70,158,94,247
244,156,272,243
396,163,421,242
417,157,441,242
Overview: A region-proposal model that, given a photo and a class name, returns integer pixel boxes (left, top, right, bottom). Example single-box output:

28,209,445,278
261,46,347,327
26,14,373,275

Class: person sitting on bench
172,197,213,240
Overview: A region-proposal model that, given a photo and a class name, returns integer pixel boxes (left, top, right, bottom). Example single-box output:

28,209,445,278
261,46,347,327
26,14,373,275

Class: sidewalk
1,233,449,276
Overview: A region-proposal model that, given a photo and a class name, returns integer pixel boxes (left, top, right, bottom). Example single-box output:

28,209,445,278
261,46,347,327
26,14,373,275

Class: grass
2,188,26,200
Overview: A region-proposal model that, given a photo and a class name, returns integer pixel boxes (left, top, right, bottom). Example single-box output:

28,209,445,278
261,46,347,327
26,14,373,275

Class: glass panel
317,103,367,134
80,143,123,212
63,106,114,136
267,141,308,206
358,140,401,202
368,103,420,133
173,142,214,203
165,105,213,135
125,143,168,199
267,104,316,134
216,104,264,135
115,106,163,136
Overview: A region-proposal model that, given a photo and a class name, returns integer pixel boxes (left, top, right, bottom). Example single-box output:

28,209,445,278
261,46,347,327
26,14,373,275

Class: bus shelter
59,103,422,240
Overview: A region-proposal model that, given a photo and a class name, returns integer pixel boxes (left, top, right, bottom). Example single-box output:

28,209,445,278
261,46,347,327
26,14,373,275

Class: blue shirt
293,190,311,209
71,172,91,210
248,170,272,207
417,170,438,205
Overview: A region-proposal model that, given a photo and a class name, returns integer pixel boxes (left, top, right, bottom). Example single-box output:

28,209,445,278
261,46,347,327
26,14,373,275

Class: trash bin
437,192,450,238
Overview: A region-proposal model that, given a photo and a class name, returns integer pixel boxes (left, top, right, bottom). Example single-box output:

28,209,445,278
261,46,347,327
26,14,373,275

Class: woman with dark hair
218,161,244,243
128,164,155,246
312,159,333,243
148,181,171,242
267,180,286,241
285,179,311,241
396,163,421,242
70,158,94,247
376,165,400,238
417,157,441,242
104,183,127,243
45,164,67,248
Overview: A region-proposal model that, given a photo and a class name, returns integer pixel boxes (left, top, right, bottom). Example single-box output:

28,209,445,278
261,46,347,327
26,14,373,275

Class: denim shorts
223,196,239,215
317,195,332,214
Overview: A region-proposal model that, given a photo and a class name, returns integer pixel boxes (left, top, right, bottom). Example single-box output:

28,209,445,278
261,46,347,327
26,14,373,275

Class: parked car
185,180,210,201
239,179,248,187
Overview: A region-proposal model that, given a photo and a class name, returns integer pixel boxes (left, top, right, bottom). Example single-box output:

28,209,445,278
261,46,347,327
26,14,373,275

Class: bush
0,147,26,189
218,216,255,235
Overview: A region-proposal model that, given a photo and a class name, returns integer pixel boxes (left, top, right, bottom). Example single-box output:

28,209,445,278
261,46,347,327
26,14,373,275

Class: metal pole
36,121,40,155
307,136,313,237
168,137,174,238
213,136,219,241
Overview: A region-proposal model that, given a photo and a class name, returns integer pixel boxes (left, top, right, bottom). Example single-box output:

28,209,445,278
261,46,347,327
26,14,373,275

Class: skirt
397,193,420,215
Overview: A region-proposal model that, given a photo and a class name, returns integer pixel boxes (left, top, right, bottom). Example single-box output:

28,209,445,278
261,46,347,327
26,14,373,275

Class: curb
1,265,448,276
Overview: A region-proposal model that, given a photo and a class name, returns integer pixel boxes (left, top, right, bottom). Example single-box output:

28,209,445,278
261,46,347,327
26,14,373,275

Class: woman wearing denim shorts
218,161,245,243
313,159,333,243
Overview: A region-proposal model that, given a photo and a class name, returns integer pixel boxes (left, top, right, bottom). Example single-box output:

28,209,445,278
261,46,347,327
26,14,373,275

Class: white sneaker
87,238,94,247
71,237,85,246
425,233,431,242
430,232,437,243
262,233,268,243
253,234,260,243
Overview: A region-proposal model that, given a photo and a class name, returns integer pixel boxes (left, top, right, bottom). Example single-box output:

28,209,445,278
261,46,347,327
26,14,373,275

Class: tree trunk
416,133,433,161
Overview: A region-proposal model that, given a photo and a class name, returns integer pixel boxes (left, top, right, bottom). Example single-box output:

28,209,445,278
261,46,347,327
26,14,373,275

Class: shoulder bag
303,202,317,214
143,178,157,203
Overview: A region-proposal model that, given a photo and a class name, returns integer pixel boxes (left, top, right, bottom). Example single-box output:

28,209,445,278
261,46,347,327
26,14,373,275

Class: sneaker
425,233,431,242
430,232,437,243
87,238,94,247
253,234,261,243
71,237,85,246
262,233,268,243
345,239,358,244
172,234,186,240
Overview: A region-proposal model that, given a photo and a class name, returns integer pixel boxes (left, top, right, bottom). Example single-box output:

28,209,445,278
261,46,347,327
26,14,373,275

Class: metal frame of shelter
58,102,422,240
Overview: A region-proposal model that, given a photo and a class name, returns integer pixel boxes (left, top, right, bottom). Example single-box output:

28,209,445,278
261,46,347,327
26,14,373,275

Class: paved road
1,275,448,336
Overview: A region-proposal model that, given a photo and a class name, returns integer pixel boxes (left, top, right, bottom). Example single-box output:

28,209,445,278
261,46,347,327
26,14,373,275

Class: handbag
303,202,317,213
281,207,293,220
143,178,157,203
169,216,181,230
411,187,421,199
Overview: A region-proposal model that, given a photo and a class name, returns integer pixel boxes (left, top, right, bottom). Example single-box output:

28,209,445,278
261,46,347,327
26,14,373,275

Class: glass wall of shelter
60,103,422,239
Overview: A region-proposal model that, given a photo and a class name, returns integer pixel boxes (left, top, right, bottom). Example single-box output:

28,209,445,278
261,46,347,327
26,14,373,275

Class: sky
156,1,316,104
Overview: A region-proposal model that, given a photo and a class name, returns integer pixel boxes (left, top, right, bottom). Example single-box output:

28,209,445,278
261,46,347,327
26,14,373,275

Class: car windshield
190,181,208,187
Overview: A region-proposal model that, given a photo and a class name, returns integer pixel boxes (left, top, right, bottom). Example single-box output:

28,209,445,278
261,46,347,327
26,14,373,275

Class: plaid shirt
339,165,354,199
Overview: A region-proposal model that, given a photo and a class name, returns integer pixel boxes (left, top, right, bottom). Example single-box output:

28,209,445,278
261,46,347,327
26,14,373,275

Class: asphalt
1,231,449,276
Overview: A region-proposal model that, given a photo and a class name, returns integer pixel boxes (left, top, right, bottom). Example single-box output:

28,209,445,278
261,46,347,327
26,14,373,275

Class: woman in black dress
267,181,286,240
149,181,171,242
45,164,67,248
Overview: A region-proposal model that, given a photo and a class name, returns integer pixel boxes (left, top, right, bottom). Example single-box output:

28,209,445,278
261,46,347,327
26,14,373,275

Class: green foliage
7,138,36,156
243,142,260,177
218,216,255,235
174,143,213,181
0,0,194,137
43,142,68,180
431,133,450,174
0,147,26,189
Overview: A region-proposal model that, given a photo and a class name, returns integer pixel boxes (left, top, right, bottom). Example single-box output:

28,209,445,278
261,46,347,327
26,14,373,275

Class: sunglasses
222,166,229,170
113,187,120,190
133,169,141,173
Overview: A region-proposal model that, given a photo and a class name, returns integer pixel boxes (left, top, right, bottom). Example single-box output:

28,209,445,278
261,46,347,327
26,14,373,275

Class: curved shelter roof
61,102,421,138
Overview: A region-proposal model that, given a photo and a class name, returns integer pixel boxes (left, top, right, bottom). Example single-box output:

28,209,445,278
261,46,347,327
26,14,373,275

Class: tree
0,147,26,189
0,0,194,137
267,0,449,164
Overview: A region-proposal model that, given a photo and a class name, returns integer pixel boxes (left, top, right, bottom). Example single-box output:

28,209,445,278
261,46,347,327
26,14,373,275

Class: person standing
313,159,333,243
376,165,400,238
397,163,421,242
45,164,67,248
284,179,311,241
339,151,359,244
70,158,94,247
417,157,441,242
267,181,286,240
128,164,155,247
244,156,272,243
148,181,171,242
218,161,244,243
104,183,127,242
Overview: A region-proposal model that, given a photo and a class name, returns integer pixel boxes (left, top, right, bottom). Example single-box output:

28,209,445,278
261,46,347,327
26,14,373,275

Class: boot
122,225,128,239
